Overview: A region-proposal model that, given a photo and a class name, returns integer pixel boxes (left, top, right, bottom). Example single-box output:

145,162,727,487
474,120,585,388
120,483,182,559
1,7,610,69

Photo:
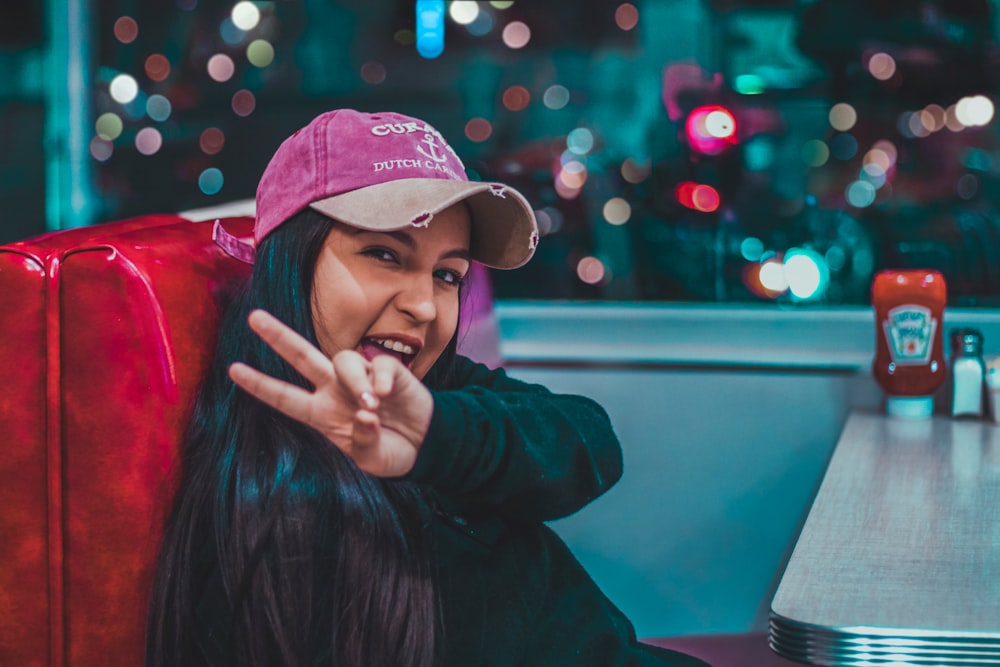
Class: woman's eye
363,247,398,263
435,269,465,286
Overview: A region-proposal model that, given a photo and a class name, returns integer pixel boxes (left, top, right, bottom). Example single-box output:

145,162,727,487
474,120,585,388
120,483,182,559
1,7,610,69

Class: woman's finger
229,361,318,426
331,350,378,410
348,410,416,478
247,309,333,386
370,354,400,397
351,409,381,450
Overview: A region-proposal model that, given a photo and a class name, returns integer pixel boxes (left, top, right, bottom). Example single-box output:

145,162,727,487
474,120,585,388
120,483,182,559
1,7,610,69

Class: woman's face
311,203,471,380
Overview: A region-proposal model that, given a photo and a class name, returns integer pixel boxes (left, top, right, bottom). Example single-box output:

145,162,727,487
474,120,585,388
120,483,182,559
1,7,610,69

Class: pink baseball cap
214,108,539,269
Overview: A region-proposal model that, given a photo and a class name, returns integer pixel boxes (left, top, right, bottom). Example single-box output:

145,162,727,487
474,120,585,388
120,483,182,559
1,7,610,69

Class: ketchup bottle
871,269,947,418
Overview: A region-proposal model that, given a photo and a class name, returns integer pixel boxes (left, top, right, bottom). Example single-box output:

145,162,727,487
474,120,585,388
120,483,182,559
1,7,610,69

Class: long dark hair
147,209,455,666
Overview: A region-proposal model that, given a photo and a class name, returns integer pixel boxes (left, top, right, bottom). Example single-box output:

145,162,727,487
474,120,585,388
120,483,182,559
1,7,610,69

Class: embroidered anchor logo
416,134,448,163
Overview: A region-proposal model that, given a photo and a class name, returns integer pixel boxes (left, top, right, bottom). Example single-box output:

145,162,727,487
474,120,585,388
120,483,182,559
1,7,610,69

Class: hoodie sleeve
406,355,623,522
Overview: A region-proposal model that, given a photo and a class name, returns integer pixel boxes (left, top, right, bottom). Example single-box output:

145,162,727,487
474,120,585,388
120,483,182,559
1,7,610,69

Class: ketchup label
883,304,937,365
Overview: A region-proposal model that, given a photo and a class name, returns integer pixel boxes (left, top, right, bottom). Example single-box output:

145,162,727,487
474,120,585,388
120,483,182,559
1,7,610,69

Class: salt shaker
950,328,985,418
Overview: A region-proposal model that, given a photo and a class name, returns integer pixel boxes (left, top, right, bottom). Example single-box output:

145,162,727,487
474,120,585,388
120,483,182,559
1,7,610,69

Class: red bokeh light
685,104,738,155
675,181,720,212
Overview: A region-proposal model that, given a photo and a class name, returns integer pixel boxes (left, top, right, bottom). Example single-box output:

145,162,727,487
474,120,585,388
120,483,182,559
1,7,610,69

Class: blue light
199,168,224,195
416,0,445,59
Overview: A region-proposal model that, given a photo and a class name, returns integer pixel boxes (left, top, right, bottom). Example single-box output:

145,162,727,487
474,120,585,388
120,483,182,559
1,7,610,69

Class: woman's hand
227,309,434,478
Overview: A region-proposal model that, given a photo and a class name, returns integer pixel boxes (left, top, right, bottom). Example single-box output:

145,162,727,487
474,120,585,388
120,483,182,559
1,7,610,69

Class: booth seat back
0,215,252,667
0,213,501,667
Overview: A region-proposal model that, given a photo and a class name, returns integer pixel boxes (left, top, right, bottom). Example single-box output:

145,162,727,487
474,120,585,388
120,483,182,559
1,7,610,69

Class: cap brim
309,178,538,269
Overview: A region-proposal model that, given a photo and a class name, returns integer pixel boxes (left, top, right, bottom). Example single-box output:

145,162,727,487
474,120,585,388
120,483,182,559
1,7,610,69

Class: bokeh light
759,260,788,293
502,85,530,111
199,168,225,195
603,198,631,225
146,94,172,121
829,133,857,160
864,141,897,172
231,89,256,116
89,137,114,162
576,256,606,285
846,180,876,208
566,127,595,155
555,162,586,200
394,29,416,45
705,110,735,138
558,160,587,189
924,104,945,131
109,74,139,104
784,248,828,300
144,54,171,81
231,1,261,31
860,162,887,189
741,237,764,261
502,21,531,49
962,147,992,171
676,181,720,212
828,102,857,131
801,139,829,167
207,53,236,82
122,93,148,121
867,52,896,81
95,112,124,140
957,173,979,200
200,127,225,155
897,111,924,139
734,74,765,95
416,0,445,59
905,111,930,138
220,18,245,46
135,127,163,156
535,206,564,236
449,1,479,24
543,84,570,110
743,136,775,171
945,104,964,131
621,157,650,183
247,39,275,68
490,1,514,7
685,105,737,155
464,117,493,142
826,246,846,271
956,95,994,127
114,16,138,44
360,61,387,85
615,3,639,31
466,11,495,36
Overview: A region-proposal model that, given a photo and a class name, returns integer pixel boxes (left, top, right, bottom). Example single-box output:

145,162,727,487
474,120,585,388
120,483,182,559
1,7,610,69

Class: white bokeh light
759,260,788,292
231,1,261,31
785,254,822,299
449,1,479,24
109,74,139,104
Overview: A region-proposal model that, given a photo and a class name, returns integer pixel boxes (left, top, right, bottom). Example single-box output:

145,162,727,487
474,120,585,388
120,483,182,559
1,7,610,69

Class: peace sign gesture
227,309,434,477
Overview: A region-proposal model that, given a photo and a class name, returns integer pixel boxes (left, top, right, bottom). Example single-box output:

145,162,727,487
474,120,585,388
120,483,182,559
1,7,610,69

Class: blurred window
21,0,1000,305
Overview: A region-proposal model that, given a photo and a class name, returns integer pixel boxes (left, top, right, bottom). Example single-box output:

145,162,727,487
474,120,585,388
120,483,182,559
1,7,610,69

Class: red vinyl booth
0,213,795,666
0,214,253,666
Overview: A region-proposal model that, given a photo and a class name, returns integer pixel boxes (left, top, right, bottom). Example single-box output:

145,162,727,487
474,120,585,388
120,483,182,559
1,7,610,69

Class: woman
146,109,707,667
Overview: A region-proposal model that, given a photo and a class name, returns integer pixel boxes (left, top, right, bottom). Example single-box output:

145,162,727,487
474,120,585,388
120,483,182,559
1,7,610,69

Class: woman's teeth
374,338,415,355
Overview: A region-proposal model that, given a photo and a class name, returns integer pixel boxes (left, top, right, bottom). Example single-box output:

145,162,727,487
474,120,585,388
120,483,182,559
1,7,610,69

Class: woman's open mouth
359,336,420,368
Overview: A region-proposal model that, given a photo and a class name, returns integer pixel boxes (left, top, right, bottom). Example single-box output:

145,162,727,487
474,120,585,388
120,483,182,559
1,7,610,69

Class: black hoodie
412,355,709,667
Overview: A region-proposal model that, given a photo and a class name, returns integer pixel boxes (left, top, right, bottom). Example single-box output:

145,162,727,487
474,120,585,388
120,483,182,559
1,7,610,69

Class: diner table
769,410,1000,666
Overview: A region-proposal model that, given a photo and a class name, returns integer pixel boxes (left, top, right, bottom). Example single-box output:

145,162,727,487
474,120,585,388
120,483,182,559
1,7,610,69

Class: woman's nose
394,273,437,323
